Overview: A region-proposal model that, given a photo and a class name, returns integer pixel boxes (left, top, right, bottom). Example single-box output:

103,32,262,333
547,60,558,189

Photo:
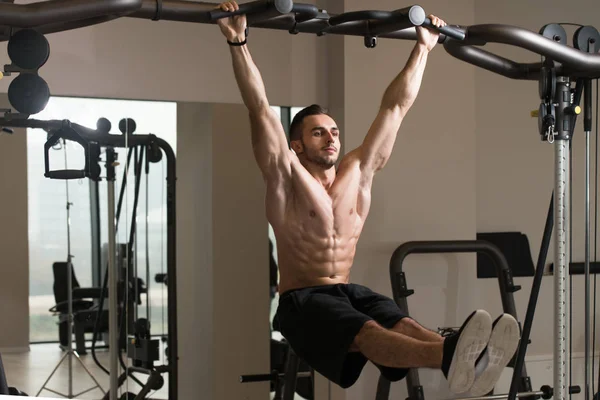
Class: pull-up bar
2,3,600,400
0,0,466,44
133,0,465,41
0,0,141,28
444,24,600,79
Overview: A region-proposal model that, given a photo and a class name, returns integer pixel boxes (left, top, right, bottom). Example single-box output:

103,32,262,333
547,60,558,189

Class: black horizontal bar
126,0,456,43
45,169,86,180
390,240,517,315
131,0,221,23
4,0,599,78
548,262,600,275
363,6,424,37
328,10,393,26
208,0,292,21
0,0,463,45
290,3,319,23
240,373,276,383
444,40,545,80
0,117,161,148
423,17,465,41
444,24,600,79
28,16,123,39
0,0,141,28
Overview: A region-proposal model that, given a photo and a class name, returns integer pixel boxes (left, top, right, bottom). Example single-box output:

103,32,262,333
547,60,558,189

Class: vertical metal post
106,148,119,400
583,77,593,400
554,77,571,400
89,179,102,288
555,138,569,400
584,128,591,400
66,191,73,399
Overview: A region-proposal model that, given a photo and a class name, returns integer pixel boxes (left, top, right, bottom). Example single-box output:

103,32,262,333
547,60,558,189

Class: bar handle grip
44,169,86,180
209,0,293,21
423,17,465,41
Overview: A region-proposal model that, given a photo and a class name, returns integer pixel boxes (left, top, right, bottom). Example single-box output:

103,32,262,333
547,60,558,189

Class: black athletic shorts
273,283,410,389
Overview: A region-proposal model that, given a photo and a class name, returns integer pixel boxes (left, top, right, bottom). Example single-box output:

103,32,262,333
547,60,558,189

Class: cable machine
1,115,178,400
442,23,600,400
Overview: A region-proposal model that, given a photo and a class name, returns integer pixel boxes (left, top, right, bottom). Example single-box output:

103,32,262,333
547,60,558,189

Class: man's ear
290,139,303,154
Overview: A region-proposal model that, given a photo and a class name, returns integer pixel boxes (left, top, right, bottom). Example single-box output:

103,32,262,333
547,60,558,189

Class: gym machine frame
1,117,179,400
442,23,600,400
375,240,530,400
0,1,597,400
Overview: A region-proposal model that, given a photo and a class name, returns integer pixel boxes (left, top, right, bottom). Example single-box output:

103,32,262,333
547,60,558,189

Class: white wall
211,103,270,400
0,94,28,352
176,102,214,400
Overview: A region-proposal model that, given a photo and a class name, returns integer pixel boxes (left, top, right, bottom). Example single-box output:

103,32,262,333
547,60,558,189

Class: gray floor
3,343,168,399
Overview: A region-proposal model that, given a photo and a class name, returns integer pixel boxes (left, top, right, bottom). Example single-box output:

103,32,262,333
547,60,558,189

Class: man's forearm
230,44,270,113
381,43,429,113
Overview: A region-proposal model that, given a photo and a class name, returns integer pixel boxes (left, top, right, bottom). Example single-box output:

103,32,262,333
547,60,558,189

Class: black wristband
227,38,247,46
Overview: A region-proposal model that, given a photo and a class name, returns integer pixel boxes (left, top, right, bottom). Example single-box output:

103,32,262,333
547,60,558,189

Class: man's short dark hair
289,104,331,142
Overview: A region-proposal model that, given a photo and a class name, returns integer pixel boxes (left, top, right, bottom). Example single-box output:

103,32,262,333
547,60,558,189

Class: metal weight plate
96,117,112,133
8,73,50,115
7,29,50,70
119,118,137,134
574,26,600,52
539,23,567,44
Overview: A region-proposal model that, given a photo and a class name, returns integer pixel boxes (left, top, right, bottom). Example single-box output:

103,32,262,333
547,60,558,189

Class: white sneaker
469,314,521,396
446,310,493,394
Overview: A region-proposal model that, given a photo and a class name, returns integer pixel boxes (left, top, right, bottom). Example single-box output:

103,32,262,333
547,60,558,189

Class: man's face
296,114,340,169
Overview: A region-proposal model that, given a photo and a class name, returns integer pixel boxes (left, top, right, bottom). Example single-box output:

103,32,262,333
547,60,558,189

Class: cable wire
594,78,599,398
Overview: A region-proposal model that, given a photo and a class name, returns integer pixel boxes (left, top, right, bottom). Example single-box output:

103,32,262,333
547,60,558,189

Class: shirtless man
217,2,520,395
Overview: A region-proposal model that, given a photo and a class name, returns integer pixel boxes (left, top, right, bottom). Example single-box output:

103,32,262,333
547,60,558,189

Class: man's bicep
359,107,404,172
248,109,294,185
249,108,292,174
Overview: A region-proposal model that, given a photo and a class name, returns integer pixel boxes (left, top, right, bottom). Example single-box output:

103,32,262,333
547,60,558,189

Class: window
291,107,304,121
28,96,176,343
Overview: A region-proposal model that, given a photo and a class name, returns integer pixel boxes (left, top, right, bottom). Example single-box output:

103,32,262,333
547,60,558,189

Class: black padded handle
239,373,275,383
569,385,581,394
44,169,86,180
209,0,293,21
423,17,465,41
73,287,105,298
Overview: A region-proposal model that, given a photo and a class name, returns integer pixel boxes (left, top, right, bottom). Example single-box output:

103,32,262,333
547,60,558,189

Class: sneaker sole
469,314,520,396
447,310,492,394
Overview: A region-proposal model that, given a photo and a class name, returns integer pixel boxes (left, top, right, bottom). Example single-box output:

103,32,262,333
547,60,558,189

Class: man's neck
303,162,336,190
